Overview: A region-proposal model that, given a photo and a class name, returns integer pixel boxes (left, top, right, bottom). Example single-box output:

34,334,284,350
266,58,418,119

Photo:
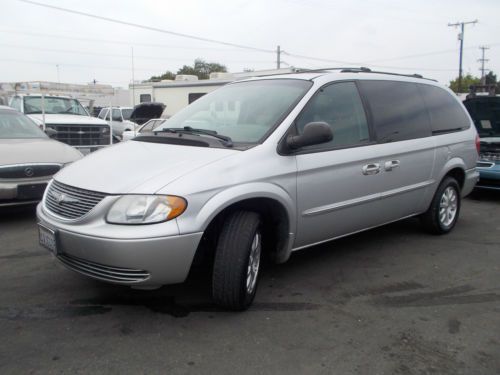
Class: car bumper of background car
0,177,51,207
476,162,500,190
36,203,203,287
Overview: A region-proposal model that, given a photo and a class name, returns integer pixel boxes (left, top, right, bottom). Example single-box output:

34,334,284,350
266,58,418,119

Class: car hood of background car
0,138,82,165
54,140,239,194
129,102,166,125
28,114,108,125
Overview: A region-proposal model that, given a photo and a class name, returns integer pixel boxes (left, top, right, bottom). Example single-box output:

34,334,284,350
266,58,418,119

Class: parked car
9,94,111,153
463,94,500,190
121,118,166,141
0,106,82,207
128,102,165,125
37,69,478,310
97,106,136,139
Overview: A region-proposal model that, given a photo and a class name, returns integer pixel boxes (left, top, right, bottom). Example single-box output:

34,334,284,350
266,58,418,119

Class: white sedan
121,118,166,141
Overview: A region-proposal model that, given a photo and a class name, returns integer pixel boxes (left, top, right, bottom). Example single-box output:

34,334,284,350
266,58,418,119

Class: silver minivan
37,69,479,310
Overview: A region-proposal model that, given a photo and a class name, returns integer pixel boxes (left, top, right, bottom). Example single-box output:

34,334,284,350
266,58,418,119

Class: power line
0,43,272,64
17,0,275,54
0,58,162,72
0,29,246,51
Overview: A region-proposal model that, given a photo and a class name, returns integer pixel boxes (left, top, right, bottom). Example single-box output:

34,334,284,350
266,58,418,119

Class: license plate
38,224,57,255
17,183,47,200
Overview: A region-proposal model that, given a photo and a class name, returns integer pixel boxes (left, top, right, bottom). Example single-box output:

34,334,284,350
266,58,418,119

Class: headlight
106,195,187,224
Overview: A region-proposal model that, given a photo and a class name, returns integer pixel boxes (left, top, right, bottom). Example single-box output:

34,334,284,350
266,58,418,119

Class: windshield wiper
156,126,233,147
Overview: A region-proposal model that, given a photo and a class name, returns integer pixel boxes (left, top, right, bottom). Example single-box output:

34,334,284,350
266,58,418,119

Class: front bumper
0,177,50,207
476,161,500,190
36,203,203,287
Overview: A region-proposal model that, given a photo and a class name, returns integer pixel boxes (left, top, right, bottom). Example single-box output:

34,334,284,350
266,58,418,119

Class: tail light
475,134,481,155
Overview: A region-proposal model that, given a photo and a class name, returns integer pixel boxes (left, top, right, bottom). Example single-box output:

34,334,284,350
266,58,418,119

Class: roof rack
249,66,436,82
338,68,436,81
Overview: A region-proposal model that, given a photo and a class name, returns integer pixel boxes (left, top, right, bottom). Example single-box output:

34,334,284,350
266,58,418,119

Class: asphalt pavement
0,192,499,375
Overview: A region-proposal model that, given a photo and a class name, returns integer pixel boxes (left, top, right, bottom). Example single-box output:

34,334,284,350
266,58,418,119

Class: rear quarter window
418,84,470,134
358,80,431,142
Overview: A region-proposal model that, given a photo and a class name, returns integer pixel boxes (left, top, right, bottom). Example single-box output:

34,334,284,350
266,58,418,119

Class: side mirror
44,128,57,139
286,122,333,151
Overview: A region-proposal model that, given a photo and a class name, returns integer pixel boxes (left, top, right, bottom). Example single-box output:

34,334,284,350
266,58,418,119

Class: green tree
485,71,497,85
448,74,481,93
177,58,227,79
149,70,176,82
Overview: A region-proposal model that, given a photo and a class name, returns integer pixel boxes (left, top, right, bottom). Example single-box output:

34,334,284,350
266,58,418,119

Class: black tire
212,211,262,311
421,177,461,235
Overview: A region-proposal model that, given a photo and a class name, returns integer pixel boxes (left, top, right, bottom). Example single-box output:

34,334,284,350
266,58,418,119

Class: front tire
421,177,461,234
212,211,262,310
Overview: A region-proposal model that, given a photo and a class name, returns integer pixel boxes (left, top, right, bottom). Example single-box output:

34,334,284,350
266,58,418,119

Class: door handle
384,160,400,171
362,163,381,175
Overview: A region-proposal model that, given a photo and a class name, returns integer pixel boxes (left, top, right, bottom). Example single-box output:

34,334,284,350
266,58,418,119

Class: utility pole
478,46,489,84
277,45,281,69
448,19,478,93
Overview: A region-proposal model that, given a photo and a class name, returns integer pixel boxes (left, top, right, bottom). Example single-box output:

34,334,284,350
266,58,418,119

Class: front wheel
212,211,262,310
421,177,461,234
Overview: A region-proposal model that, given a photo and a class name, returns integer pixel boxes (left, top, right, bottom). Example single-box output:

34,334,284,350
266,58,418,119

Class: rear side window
359,80,431,142
418,84,470,134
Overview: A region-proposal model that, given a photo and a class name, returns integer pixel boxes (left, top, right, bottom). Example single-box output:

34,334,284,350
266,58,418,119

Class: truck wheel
421,177,461,235
212,211,262,310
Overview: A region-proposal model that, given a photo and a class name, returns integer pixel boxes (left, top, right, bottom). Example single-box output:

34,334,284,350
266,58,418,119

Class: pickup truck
9,94,111,153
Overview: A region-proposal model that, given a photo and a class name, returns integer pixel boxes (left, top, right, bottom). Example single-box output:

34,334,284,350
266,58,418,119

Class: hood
130,102,165,125
55,140,238,194
0,138,82,165
28,114,108,125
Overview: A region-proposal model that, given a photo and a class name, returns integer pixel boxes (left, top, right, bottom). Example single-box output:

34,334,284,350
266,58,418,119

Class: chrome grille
44,180,106,219
0,163,61,179
57,253,150,283
479,152,500,162
46,124,110,147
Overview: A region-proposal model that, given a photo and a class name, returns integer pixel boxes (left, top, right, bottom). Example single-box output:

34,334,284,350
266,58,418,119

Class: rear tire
212,211,262,311
421,177,461,235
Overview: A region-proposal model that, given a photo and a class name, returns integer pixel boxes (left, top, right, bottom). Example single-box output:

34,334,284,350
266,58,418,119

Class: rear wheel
421,177,461,234
212,211,262,310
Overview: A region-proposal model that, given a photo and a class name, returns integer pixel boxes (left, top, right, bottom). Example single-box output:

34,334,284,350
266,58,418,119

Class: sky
1,0,499,89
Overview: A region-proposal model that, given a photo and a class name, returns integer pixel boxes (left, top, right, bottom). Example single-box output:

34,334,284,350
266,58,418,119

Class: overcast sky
1,0,499,88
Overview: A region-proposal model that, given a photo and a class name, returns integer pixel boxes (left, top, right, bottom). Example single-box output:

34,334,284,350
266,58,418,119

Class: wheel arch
186,183,296,265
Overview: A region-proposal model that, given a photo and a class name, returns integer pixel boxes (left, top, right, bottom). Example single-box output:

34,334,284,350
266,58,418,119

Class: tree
177,58,227,79
448,74,480,93
485,71,497,85
149,70,175,82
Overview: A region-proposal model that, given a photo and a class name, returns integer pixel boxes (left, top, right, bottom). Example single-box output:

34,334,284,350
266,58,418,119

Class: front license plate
17,183,47,200
38,224,57,255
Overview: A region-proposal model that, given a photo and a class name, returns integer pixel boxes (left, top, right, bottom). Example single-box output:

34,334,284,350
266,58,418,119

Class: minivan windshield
0,110,47,139
463,97,500,137
156,79,312,144
23,96,88,116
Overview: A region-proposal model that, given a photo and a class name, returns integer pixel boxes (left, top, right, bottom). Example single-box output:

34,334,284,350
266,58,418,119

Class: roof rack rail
339,69,436,82
249,66,436,82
